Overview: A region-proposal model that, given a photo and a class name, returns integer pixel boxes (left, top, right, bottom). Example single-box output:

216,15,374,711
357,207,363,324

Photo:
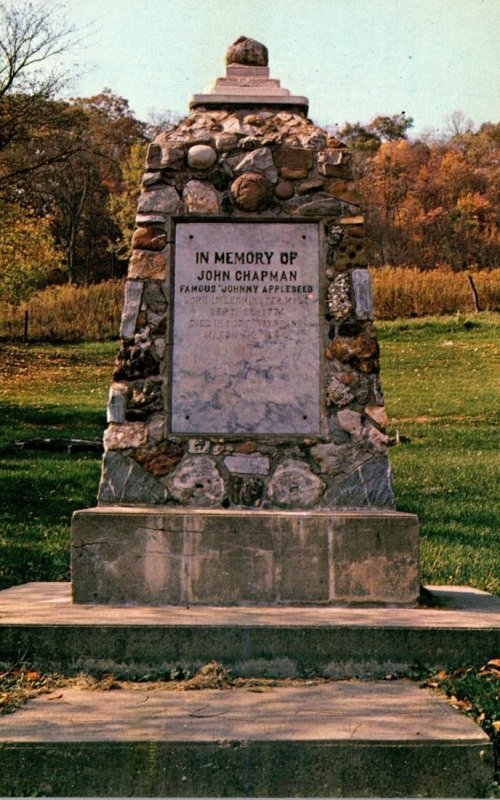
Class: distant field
0,314,498,593
0,268,499,341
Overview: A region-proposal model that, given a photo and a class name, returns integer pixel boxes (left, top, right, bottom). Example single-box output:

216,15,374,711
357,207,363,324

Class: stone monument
71,37,419,606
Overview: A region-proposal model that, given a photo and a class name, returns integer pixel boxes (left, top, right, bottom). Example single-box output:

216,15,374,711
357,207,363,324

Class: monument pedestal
71,507,419,606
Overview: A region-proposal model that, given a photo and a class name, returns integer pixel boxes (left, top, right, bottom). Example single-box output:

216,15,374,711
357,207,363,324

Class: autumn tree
357,139,427,264
0,201,64,307
357,121,500,269
18,90,146,283
0,4,166,286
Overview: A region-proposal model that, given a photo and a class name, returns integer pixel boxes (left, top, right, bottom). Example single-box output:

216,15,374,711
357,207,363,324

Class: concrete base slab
0,682,492,796
71,506,420,606
1,583,499,677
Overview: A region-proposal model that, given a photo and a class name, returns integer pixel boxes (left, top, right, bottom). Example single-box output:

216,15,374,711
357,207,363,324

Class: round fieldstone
165,455,225,507
226,36,268,66
267,459,325,508
274,180,295,200
230,172,273,211
187,144,217,170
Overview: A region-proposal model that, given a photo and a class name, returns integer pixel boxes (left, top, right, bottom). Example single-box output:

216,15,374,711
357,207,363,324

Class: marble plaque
171,222,320,434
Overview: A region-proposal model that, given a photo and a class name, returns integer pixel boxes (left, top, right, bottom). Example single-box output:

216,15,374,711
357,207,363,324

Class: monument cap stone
190,35,308,114
226,36,268,67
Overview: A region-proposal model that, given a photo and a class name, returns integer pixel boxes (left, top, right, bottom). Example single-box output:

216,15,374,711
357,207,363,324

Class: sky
49,0,500,136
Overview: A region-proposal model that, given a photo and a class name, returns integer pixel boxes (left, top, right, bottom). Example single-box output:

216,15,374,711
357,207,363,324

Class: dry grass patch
1,270,499,343
372,266,499,319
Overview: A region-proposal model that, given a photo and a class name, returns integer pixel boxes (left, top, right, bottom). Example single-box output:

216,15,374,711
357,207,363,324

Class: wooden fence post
23,309,29,343
467,274,481,313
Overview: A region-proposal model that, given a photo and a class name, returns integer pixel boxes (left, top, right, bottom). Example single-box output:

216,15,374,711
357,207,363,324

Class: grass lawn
379,313,499,593
0,314,498,593
0,342,114,589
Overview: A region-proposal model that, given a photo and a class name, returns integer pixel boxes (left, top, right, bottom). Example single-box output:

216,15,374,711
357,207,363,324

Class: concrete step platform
0,583,499,677
0,681,492,797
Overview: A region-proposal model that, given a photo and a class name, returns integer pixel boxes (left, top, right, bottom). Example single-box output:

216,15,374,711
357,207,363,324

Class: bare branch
0,1,78,98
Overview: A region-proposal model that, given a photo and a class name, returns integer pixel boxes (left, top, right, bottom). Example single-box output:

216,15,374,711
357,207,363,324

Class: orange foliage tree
343,116,500,270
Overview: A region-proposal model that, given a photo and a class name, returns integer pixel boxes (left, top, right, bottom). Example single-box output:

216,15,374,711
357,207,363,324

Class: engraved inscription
171,222,320,434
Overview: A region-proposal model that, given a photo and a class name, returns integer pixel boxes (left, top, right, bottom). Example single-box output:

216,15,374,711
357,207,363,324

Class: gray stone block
71,507,419,606
311,442,371,476
106,388,126,424
103,422,147,451
97,451,168,505
137,186,180,214
325,470,369,507
224,454,270,475
290,194,342,216
351,268,373,320
135,213,166,225
182,180,220,214
119,280,143,340
233,147,278,182
361,456,395,507
141,171,163,187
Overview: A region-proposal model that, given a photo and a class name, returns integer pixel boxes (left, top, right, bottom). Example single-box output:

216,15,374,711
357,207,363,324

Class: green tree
369,113,414,142
340,112,414,156
108,141,147,262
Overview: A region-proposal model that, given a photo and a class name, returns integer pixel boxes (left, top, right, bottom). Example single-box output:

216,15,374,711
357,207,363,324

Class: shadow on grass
397,504,500,546
0,533,71,589
0,452,101,525
0,402,106,446
0,451,102,589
